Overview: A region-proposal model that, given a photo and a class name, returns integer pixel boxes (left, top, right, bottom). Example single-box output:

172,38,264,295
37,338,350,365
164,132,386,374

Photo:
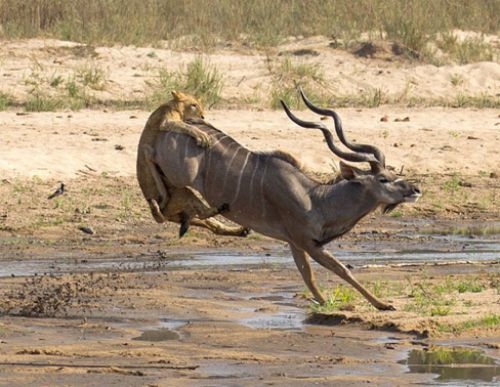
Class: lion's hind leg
190,218,250,237
164,188,238,237
142,144,170,223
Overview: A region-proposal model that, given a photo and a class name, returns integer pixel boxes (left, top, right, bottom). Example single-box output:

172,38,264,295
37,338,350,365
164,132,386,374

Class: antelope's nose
201,115,205,119
413,187,421,195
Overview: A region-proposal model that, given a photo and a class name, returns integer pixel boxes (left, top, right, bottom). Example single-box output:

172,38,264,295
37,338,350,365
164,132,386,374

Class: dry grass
0,0,498,51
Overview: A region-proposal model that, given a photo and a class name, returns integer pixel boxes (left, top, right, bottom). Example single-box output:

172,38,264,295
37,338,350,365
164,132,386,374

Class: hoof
217,203,230,213
238,227,251,237
377,303,396,311
179,212,189,238
179,224,189,238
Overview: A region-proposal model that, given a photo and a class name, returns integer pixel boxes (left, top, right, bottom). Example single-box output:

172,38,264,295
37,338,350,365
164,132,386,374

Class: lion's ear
171,90,181,101
171,90,188,101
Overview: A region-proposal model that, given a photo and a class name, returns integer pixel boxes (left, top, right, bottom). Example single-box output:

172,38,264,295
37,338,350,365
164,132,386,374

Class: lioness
137,91,248,237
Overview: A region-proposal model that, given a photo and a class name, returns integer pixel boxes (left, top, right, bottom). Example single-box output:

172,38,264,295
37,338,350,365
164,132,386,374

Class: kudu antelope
151,89,421,310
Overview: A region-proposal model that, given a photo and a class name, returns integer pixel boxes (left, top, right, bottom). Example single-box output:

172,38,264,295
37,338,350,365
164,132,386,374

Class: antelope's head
281,89,421,213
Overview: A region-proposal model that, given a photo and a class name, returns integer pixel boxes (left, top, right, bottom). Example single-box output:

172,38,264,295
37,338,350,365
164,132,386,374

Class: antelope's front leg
290,244,326,304
306,246,395,311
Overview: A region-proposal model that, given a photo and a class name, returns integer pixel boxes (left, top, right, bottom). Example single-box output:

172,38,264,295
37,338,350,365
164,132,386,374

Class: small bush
77,63,107,90
147,57,223,109
269,58,327,109
0,92,14,110
456,280,484,294
24,92,63,112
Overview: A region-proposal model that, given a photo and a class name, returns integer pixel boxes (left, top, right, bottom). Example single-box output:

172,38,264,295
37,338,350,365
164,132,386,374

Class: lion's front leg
160,121,212,148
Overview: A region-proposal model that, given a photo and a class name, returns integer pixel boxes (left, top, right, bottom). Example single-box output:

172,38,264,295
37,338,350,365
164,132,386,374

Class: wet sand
0,231,498,386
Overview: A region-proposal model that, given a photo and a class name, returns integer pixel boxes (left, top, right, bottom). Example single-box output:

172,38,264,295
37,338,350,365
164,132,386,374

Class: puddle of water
132,327,179,342
241,309,305,331
400,347,500,383
0,232,498,278
160,318,188,331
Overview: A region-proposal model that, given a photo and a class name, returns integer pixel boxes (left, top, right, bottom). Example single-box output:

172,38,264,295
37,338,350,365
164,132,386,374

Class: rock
78,226,95,235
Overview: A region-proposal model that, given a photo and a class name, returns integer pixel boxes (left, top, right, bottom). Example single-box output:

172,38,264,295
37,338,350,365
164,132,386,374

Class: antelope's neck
312,181,379,245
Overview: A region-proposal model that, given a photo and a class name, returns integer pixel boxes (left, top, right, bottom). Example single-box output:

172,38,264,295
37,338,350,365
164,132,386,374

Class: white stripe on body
231,152,251,205
221,147,242,196
259,159,268,219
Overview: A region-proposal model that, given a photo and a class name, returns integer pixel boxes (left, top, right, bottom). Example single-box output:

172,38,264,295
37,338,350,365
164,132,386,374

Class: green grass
389,210,403,218
423,225,500,237
456,280,485,294
310,285,357,313
24,92,64,112
76,63,106,90
269,58,328,109
437,314,500,334
404,281,456,316
147,57,223,109
451,93,500,108
441,175,461,194
449,74,464,87
0,92,15,110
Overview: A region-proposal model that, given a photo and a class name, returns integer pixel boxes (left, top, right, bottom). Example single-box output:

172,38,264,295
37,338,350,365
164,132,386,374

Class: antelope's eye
378,176,390,184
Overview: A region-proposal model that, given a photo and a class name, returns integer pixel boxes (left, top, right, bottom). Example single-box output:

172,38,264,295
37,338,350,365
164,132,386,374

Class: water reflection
401,347,499,382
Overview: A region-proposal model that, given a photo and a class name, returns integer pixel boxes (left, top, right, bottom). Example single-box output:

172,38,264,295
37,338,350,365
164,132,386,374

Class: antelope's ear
339,161,363,180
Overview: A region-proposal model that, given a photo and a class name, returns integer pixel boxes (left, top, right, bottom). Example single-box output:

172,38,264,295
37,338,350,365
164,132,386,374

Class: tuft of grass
449,73,464,87
24,92,63,112
423,225,500,237
451,93,500,109
456,280,484,294
65,78,93,110
183,57,224,107
0,92,15,110
390,210,403,218
311,285,357,313
404,277,456,316
437,314,500,334
278,58,324,83
147,57,223,109
76,63,107,90
437,33,495,64
269,58,327,109
441,175,461,194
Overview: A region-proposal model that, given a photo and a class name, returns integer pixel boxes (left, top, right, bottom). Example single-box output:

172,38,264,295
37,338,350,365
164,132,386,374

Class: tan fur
136,92,248,237
137,91,209,222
